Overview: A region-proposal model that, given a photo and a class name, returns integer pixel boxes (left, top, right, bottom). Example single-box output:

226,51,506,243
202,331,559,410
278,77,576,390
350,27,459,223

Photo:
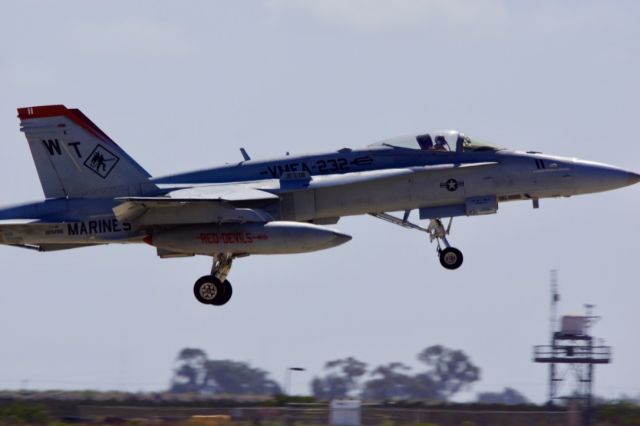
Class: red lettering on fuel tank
197,232,266,244
198,233,220,244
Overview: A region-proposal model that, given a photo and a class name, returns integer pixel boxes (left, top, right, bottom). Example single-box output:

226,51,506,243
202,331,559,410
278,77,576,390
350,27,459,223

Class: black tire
439,247,463,270
210,280,233,306
193,275,223,304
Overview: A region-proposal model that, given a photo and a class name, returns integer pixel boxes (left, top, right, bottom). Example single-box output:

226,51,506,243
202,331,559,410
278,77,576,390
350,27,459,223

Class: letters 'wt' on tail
18,105,157,198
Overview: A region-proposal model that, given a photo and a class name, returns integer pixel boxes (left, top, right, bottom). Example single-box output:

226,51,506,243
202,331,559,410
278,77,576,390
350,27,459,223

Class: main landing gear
369,212,464,270
193,253,234,306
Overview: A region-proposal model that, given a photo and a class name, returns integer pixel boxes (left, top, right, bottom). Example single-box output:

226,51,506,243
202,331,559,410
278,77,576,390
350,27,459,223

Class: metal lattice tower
533,271,611,426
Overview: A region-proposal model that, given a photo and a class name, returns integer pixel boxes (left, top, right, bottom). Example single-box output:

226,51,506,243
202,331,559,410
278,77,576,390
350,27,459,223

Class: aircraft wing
114,162,498,226
114,185,278,226
150,185,280,202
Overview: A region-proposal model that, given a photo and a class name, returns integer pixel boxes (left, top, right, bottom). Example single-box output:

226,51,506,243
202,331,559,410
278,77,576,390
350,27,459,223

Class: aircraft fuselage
1,146,636,247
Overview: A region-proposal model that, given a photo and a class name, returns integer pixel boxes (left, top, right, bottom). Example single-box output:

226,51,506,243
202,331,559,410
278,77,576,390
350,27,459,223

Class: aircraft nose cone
573,160,640,194
332,231,352,246
628,171,640,185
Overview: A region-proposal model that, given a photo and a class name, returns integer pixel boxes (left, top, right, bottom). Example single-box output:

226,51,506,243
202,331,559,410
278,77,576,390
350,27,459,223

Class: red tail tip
143,235,153,245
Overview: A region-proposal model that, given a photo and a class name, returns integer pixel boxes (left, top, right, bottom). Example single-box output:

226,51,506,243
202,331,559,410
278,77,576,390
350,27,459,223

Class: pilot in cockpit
434,135,448,151
416,134,433,150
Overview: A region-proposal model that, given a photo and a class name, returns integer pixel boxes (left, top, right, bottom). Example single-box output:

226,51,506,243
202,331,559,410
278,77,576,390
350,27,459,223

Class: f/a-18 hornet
2,105,638,305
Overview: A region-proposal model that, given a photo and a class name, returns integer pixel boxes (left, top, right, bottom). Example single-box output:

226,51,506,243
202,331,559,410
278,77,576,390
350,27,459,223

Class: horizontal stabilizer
0,219,41,225
10,243,103,252
0,219,68,228
0,219,76,245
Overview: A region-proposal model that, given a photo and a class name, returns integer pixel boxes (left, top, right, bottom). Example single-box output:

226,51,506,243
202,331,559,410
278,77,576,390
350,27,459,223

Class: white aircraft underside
1,105,638,306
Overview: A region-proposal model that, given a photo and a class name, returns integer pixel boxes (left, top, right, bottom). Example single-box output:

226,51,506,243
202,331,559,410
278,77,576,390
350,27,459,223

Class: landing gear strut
427,218,464,270
369,212,464,270
193,253,234,306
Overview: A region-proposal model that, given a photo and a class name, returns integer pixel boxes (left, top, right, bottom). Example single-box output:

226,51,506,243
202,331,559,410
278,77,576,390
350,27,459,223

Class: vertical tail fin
18,105,157,198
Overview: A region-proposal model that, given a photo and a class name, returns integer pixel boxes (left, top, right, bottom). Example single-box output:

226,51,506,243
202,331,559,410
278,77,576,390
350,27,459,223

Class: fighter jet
2,105,638,306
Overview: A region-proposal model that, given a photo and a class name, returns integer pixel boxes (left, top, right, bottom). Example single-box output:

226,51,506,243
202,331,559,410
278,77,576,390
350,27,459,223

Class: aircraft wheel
194,275,223,305
210,280,233,306
439,247,463,270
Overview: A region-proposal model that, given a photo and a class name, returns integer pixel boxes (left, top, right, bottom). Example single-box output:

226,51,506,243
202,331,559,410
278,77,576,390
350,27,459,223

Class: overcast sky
0,1,639,402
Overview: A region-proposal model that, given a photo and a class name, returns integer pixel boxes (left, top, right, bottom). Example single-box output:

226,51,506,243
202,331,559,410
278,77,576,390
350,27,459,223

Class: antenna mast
550,269,559,344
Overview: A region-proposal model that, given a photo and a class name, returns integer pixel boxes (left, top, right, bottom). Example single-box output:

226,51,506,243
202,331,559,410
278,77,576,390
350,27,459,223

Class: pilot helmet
416,134,433,150
434,135,447,146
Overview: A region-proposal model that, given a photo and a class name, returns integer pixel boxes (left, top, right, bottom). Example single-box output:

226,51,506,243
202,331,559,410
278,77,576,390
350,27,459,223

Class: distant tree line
170,348,281,395
169,345,528,404
476,387,529,405
311,345,481,401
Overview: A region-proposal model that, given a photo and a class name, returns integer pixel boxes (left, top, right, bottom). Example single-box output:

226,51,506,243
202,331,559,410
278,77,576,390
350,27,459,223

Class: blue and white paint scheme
1,105,638,305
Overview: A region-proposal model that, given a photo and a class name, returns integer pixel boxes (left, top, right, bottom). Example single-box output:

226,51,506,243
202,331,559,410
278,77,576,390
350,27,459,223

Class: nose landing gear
193,253,235,306
369,212,464,270
428,218,464,270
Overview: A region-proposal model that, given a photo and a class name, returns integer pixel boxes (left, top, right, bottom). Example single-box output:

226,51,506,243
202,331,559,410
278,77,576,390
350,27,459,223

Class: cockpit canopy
374,130,503,153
